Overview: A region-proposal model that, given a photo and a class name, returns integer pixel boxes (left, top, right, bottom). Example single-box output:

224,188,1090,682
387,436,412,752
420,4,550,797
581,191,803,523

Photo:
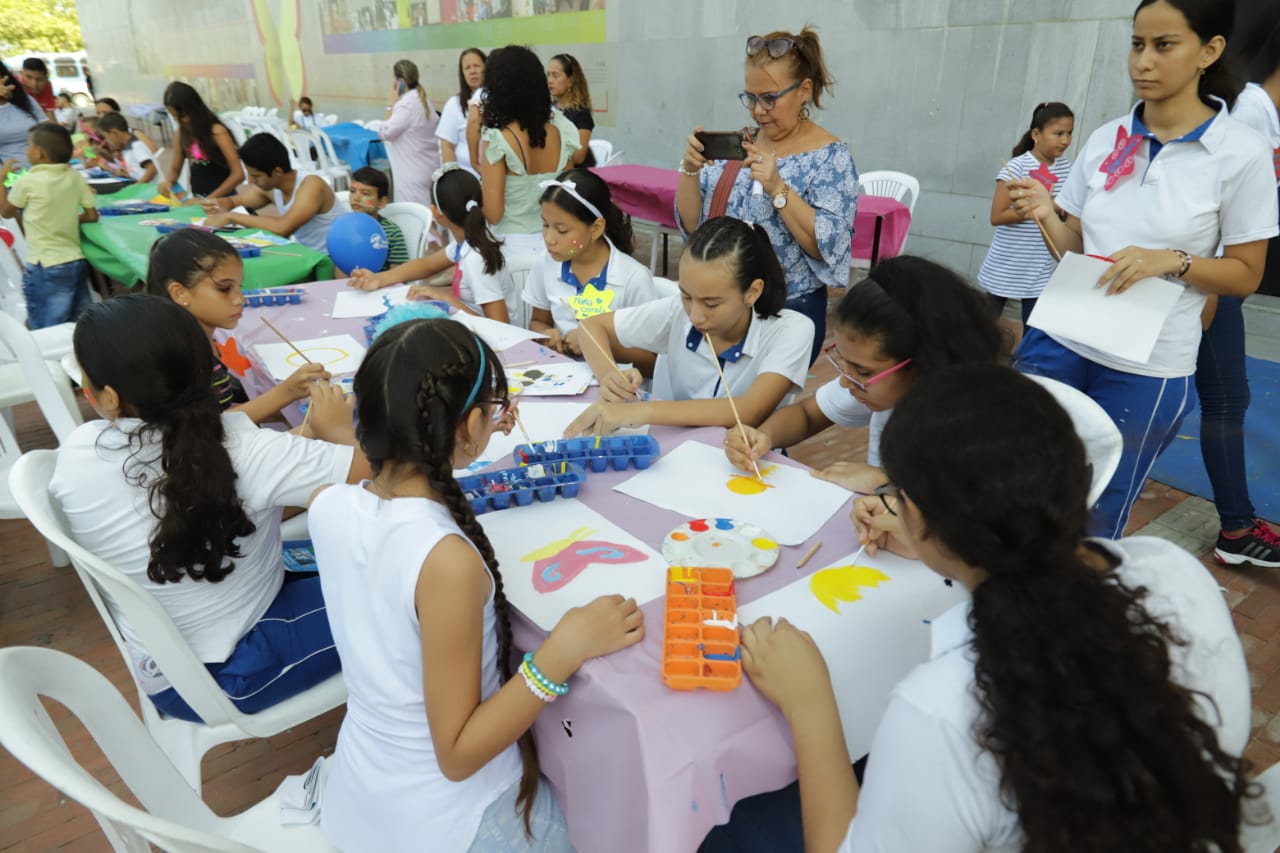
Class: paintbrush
1003,159,1062,261
260,317,313,364
563,298,648,401
704,332,763,482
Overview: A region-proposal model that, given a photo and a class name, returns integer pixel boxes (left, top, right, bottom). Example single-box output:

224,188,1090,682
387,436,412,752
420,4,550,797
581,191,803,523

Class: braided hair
353,317,540,831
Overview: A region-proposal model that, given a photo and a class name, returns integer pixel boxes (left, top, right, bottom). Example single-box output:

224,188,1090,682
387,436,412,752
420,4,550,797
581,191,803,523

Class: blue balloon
326,211,390,273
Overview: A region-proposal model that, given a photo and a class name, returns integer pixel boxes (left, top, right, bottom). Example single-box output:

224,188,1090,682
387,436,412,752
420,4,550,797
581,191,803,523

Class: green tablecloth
80,184,335,290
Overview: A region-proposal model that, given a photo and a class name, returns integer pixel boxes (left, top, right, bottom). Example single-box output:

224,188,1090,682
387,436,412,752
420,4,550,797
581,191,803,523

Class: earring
799,103,811,121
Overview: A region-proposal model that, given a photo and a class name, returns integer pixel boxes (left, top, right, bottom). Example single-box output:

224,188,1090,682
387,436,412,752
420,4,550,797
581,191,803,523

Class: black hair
298,96,313,108
684,216,787,317
1012,101,1074,157
96,96,121,112
834,255,1007,373
74,295,255,584
1134,0,1242,108
1227,0,1280,83
539,167,634,255
29,122,72,163
433,167,505,275
353,317,540,832
456,47,487,105
0,60,40,121
22,57,48,75
97,112,130,134
163,82,229,168
879,363,1252,853
481,45,553,150
56,90,72,102
145,229,241,299
351,166,390,199
238,132,291,175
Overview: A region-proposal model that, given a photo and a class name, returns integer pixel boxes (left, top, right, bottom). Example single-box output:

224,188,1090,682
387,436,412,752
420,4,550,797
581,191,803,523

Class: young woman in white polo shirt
740,365,1251,852
1009,0,1279,539
563,216,814,436
523,168,657,356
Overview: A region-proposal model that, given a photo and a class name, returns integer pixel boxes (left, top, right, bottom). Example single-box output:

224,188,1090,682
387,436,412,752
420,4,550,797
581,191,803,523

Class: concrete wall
75,0,1144,276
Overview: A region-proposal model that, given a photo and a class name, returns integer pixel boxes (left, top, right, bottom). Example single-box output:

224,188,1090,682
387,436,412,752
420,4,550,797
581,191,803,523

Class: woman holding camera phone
380,59,441,207
676,26,859,364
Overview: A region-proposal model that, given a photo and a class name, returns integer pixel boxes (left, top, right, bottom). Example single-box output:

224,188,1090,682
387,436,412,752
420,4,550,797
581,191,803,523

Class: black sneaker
1214,520,1280,568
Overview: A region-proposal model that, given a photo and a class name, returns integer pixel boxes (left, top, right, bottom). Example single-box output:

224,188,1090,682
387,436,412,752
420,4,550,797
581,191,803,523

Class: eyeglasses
482,398,512,424
738,81,801,112
875,482,900,517
823,343,913,393
746,35,797,58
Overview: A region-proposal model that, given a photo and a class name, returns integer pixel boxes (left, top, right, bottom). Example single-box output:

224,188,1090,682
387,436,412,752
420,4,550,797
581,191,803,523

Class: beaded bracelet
519,665,556,703
523,652,569,697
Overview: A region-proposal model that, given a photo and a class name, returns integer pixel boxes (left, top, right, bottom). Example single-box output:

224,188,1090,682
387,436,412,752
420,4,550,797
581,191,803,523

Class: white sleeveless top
311,484,522,853
272,177,344,254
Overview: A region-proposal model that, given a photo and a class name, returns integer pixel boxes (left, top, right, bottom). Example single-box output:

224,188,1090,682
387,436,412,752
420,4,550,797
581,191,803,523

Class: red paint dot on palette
689,520,709,532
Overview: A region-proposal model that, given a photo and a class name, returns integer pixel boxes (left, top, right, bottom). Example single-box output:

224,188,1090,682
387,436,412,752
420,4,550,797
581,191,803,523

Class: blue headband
460,336,487,416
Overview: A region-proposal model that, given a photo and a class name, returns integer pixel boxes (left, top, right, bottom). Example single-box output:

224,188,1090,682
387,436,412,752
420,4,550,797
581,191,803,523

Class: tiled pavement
3,286,1279,851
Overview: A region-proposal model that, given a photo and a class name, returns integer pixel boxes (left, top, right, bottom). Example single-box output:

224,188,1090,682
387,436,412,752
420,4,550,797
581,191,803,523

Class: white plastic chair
7,451,347,795
1,214,26,263
852,170,921,268
502,252,536,331
588,138,613,165
0,646,336,853
218,114,248,147
0,249,75,358
652,277,679,300
363,120,383,134
321,113,338,127
380,202,434,260
1029,375,1122,508
1243,762,1280,853
308,129,351,191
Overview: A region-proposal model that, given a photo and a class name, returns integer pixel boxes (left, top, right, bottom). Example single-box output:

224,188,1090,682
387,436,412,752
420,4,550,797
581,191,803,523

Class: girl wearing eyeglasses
740,364,1251,852
675,27,858,365
724,255,1005,494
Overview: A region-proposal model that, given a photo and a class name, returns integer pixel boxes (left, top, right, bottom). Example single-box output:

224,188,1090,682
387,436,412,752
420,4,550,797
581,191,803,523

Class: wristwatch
772,185,789,210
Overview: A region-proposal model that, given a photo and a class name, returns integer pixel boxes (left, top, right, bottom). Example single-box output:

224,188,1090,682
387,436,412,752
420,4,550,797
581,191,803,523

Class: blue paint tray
514,435,661,472
458,461,586,515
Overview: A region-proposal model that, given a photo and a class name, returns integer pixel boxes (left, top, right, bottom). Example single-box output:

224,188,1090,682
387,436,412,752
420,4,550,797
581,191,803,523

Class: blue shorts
467,776,574,852
150,574,341,723
23,259,88,329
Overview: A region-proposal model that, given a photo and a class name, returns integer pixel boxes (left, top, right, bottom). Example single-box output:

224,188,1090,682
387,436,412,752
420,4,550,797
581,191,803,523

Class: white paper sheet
253,334,366,381
508,362,594,397
1027,252,1184,364
738,550,966,758
613,440,852,546
330,285,414,319
451,312,549,351
479,500,668,631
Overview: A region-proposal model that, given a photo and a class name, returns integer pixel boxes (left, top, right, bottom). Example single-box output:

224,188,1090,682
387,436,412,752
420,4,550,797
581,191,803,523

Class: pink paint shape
1030,161,1058,191
532,540,650,593
1099,125,1142,191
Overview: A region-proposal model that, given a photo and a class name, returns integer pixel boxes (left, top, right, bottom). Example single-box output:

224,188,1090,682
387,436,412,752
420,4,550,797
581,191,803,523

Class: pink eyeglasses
823,343,912,393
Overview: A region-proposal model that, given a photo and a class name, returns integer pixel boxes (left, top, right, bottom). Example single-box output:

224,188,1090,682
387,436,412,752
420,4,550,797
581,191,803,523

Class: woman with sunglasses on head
676,27,858,365
1008,0,1277,541
724,255,1005,494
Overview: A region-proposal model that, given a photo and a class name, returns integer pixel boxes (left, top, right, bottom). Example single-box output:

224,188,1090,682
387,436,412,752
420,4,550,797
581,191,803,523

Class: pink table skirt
851,194,912,263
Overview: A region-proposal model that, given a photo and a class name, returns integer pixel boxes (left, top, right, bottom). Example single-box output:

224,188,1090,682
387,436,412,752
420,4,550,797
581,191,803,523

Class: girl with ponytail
724,254,1006,494
379,58,442,207
565,215,813,436
311,317,643,852
50,295,367,723
524,167,656,354
742,363,1256,853
1009,0,1278,539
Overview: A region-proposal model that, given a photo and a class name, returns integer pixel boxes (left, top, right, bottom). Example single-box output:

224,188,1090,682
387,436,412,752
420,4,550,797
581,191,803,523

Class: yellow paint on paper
520,527,595,563
726,465,777,496
810,566,890,614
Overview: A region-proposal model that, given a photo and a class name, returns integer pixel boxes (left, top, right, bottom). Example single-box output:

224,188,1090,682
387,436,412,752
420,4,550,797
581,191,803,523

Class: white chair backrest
501,251,537,330
602,148,625,167
0,242,27,324
380,202,434,259
588,138,613,165
858,170,921,216
1243,762,1280,853
0,646,251,853
321,113,338,127
363,120,383,133
0,312,81,441
0,215,26,264
652,277,679,300
1030,375,1122,507
218,114,248,147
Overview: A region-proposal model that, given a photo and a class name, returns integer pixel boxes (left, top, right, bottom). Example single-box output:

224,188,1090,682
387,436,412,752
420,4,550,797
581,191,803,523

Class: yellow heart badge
568,283,615,320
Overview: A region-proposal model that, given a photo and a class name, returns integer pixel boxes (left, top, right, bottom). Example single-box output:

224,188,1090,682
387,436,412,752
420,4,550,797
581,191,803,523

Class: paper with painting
253,334,366,381
613,440,852,545
478,499,668,631
507,362,595,397
330,284,414,319
738,549,966,758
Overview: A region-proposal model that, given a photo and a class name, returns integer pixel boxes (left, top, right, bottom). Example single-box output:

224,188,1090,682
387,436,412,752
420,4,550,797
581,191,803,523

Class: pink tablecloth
851,195,912,263
231,280,935,853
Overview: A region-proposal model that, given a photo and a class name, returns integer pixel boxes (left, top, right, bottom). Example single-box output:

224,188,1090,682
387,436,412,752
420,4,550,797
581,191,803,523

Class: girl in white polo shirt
1010,0,1278,539
564,216,814,436
523,168,657,355
724,255,1005,494
740,365,1250,852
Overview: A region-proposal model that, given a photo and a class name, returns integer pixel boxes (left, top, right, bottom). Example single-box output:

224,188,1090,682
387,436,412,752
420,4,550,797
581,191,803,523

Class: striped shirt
211,358,249,411
377,215,410,270
977,152,1072,299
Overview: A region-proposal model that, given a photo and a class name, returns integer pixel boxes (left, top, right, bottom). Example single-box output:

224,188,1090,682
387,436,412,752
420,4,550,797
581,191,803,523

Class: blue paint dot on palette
713,518,735,530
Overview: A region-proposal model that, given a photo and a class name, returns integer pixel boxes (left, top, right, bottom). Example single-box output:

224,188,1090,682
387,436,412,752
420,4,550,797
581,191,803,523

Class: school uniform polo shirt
521,238,658,333
612,295,813,404
7,163,95,267
1050,98,1278,378
1230,83,1280,184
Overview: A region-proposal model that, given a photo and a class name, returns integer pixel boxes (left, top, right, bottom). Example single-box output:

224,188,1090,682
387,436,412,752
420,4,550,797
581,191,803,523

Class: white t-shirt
813,379,893,467
522,239,658,333
121,137,156,180
312,484,522,853
615,295,813,405
49,414,353,683
451,240,507,315
1230,82,1280,184
838,535,1250,852
293,110,319,130
1050,99,1278,378
435,94,472,171
977,152,1073,299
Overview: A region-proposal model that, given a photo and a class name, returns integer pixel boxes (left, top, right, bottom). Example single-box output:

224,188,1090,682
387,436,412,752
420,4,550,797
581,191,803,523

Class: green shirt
378,215,409,270
480,110,581,236
9,164,96,267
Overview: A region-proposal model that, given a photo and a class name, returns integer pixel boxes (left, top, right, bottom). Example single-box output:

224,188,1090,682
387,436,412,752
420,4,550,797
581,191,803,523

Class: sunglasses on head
746,35,797,58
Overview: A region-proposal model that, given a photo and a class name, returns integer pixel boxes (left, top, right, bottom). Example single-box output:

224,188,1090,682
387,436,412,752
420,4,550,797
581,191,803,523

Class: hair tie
538,178,604,221
465,199,479,212
430,161,481,205
460,335,487,417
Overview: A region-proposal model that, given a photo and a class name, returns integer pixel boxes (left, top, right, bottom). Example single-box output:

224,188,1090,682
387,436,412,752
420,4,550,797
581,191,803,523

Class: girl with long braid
311,317,643,852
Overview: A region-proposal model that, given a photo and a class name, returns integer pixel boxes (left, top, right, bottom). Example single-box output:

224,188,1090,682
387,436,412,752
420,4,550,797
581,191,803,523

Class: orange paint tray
662,566,742,691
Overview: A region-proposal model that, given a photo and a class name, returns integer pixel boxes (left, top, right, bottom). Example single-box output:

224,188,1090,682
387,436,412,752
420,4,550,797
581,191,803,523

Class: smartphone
695,128,759,162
